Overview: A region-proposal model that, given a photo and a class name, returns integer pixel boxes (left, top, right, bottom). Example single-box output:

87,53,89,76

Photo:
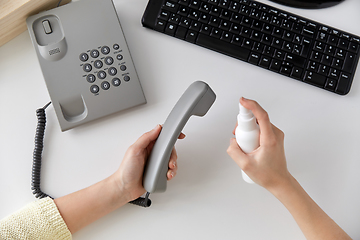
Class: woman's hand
227,97,291,191
112,124,185,202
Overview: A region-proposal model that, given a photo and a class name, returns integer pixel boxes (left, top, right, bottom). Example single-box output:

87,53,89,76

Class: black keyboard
142,0,360,95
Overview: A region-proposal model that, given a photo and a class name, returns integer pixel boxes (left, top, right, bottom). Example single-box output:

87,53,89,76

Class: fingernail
153,124,159,130
241,97,248,101
173,162,176,168
171,171,175,178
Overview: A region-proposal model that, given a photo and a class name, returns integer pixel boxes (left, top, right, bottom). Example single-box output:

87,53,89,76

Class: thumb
132,125,162,150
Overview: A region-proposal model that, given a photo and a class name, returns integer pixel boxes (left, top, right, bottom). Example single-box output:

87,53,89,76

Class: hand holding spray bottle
235,102,260,184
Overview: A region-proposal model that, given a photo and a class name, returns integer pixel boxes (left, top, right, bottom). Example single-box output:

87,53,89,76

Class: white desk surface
1,0,360,239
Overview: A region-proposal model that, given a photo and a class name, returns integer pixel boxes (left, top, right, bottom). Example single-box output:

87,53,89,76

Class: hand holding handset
143,81,216,193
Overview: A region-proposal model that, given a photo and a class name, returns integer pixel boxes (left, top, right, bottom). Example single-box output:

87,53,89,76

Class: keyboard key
336,73,351,94
285,53,306,67
248,52,261,65
348,42,359,53
280,66,292,76
242,39,254,49
259,56,271,68
321,54,332,65
329,68,340,79
338,39,349,49
269,59,281,72
301,38,312,57
302,28,315,38
263,46,275,57
210,28,222,38
327,34,338,46
304,71,326,87
221,32,233,42
308,61,319,71
200,24,211,35
325,78,337,91
163,1,179,13
231,35,242,46
197,33,250,61
318,64,330,76
185,29,197,42
310,51,322,62
291,66,303,79
343,52,356,72
165,23,177,36
331,58,343,69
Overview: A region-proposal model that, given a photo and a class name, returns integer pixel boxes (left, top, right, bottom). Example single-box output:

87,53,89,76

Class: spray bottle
235,103,260,184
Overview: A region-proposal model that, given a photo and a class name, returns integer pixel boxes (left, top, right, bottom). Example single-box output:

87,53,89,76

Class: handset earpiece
143,81,216,193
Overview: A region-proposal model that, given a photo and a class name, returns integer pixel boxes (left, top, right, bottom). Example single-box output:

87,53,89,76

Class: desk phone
26,0,146,131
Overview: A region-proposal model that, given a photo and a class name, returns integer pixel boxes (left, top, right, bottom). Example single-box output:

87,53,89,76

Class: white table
1,0,359,239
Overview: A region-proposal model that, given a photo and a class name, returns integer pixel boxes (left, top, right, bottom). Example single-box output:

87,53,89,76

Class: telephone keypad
80,43,130,94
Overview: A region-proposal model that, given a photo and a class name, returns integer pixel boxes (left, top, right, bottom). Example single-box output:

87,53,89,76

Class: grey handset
143,81,216,193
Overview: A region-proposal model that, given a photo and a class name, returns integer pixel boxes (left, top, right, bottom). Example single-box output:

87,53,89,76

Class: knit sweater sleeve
0,197,71,240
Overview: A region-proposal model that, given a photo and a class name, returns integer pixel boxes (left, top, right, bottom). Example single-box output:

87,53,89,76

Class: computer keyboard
142,0,360,95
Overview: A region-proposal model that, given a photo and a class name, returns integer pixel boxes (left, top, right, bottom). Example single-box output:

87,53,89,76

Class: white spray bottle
235,103,260,184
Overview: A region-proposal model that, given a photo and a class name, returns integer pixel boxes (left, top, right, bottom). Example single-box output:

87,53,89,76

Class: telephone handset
143,81,216,193
26,0,146,131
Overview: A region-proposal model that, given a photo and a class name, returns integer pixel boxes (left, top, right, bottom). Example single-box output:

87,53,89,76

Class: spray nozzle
239,103,251,115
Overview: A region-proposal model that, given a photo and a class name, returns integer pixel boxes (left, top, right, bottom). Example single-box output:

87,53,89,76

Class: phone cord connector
32,102,53,199
129,192,151,207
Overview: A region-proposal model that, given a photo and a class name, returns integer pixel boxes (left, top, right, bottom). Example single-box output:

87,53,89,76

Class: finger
239,97,273,138
227,138,249,169
167,169,176,180
168,148,178,170
232,122,238,135
178,132,186,139
132,125,162,150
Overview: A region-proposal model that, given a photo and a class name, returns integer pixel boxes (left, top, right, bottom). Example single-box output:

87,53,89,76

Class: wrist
266,172,297,199
105,175,131,207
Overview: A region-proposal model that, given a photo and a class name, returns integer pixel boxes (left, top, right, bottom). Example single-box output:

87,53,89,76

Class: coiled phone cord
31,102,151,207
32,102,53,199
129,192,152,207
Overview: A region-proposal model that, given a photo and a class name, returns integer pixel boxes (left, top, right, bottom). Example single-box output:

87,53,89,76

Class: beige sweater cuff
0,197,71,240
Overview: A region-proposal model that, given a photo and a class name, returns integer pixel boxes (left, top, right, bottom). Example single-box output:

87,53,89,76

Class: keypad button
108,67,117,76
94,60,103,69
83,64,92,72
112,78,121,86
90,49,100,58
124,75,130,82
101,46,111,55
101,81,110,90
90,85,99,94
79,53,89,62
97,70,106,79
86,74,96,83
113,44,120,50
325,78,337,91
117,54,123,61
105,56,114,65
304,71,326,87
120,65,127,71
